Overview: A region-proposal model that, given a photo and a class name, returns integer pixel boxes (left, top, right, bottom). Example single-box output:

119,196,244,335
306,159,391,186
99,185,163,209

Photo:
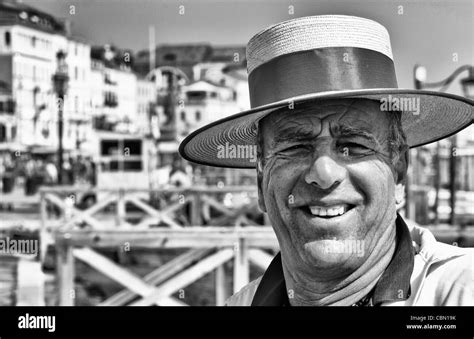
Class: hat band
248,47,398,108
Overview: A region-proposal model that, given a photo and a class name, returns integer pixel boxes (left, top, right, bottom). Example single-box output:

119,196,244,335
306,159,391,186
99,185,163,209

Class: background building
0,79,15,145
64,37,92,151
0,2,158,158
0,0,68,150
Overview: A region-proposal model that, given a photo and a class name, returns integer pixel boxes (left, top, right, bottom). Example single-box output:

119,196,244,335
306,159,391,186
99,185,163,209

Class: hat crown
246,15,393,75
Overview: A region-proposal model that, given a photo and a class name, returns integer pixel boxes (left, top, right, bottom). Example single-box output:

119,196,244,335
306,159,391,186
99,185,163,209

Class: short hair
385,109,408,166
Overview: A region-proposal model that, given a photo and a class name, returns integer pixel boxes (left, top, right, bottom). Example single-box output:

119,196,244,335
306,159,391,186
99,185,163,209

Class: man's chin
302,240,362,268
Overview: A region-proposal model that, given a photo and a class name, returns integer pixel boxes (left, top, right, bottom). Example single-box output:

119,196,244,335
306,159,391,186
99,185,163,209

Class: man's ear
257,159,267,213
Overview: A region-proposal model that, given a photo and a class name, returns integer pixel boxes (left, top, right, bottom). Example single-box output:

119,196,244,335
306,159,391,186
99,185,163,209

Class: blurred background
0,0,472,306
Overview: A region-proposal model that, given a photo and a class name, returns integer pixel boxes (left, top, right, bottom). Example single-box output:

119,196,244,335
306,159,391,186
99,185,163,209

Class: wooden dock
1,185,473,306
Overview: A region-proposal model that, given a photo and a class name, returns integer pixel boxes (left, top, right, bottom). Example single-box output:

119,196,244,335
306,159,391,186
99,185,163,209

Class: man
179,15,473,306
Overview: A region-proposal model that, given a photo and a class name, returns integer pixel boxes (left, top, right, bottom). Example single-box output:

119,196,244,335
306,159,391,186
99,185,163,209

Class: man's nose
304,155,346,190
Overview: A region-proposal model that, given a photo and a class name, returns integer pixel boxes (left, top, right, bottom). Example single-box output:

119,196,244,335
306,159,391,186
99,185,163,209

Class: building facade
0,2,68,150
0,1,158,158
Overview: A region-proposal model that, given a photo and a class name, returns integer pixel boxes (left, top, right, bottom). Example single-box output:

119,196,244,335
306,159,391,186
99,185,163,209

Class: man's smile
308,204,354,217
290,197,361,220
298,204,356,222
297,203,358,224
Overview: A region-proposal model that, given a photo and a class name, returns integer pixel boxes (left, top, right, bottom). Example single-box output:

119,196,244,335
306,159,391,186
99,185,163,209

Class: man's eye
283,144,311,152
338,142,370,155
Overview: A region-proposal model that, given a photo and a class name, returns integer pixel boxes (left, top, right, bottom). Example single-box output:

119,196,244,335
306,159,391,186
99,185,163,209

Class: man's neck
282,224,397,306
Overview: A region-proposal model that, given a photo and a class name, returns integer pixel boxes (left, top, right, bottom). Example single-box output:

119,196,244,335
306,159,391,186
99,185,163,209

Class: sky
22,0,473,96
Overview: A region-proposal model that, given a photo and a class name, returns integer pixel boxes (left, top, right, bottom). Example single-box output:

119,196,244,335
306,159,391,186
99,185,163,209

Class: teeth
309,205,349,217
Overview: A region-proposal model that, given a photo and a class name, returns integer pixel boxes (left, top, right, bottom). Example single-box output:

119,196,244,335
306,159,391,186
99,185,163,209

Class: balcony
103,92,118,108
0,100,15,115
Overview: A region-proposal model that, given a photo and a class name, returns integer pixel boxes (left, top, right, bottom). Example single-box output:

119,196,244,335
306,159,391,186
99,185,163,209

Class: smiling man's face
257,99,407,278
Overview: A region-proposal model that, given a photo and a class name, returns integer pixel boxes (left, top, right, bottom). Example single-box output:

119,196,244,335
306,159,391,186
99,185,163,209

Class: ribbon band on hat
249,47,398,107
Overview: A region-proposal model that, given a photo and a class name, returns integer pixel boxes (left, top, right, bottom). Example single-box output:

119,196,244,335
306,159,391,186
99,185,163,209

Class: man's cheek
353,158,393,188
263,159,299,212
373,152,398,180
262,157,290,191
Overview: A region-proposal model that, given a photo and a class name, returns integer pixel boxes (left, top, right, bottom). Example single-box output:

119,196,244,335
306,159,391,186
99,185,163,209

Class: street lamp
413,64,474,225
415,64,474,99
52,50,69,185
460,68,474,99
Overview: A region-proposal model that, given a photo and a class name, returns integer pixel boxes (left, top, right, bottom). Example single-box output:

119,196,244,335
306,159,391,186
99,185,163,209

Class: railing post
215,264,227,306
39,190,50,264
56,241,75,306
233,237,249,294
190,192,202,226
40,191,47,230
16,258,45,306
116,189,126,226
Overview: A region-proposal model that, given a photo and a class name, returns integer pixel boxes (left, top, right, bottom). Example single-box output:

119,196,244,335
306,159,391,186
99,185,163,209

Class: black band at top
248,47,398,107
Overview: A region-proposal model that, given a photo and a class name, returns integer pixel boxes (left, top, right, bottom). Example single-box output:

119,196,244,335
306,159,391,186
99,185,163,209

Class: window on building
5,31,11,46
42,122,49,139
0,124,6,142
74,67,78,80
31,36,36,47
164,53,177,62
101,139,143,171
123,139,142,155
104,91,118,107
180,111,186,122
74,96,79,112
195,111,201,122
110,160,143,171
186,91,206,101
7,99,15,113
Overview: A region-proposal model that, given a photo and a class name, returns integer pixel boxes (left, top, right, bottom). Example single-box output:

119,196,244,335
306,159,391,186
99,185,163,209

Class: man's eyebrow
335,125,379,144
273,127,317,143
271,123,381,145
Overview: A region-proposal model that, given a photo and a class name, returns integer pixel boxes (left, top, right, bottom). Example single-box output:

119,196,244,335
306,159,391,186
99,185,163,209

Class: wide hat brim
179,88,474,168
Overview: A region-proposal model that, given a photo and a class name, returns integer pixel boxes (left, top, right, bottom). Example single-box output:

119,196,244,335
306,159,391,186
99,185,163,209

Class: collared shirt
250,214,415,306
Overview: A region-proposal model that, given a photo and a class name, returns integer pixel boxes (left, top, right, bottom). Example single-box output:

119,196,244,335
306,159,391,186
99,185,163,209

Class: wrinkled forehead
260,99,390,137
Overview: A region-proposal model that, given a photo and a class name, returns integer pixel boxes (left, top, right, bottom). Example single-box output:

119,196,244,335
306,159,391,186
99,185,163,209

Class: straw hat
179,15,473,168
